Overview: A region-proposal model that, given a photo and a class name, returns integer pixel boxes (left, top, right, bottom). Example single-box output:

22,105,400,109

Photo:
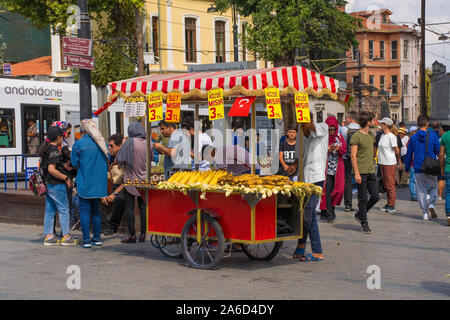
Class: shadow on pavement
420,281,450,297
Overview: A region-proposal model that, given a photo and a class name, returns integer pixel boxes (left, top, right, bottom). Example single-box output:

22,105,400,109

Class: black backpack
420,131,441,176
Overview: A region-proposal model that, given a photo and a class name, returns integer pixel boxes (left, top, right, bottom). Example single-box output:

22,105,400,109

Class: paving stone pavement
0,188,449,300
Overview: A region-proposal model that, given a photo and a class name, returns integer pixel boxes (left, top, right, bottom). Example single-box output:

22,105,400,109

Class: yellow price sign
148,92,163,122
295,92,311,123
208,88,225,121
166,92,181,123
265,88,282,119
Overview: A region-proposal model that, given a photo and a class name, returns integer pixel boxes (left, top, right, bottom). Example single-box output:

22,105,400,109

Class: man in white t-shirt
375,117,400,213
291,121,328,262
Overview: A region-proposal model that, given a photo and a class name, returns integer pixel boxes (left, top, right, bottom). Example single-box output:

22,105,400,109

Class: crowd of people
37,112,449,262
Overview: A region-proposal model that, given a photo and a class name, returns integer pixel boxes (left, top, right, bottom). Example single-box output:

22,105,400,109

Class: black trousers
356,173,380,225
123,188,146,236
325,174,336,217
109,188,125,231
343,157,353,208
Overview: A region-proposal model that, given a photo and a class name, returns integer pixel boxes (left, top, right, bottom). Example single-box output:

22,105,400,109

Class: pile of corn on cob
156,170,322,200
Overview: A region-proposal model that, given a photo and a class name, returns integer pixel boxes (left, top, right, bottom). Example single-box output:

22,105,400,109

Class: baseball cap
379,117,393,126
409,126,418,132
398,128,408,134
47,126,63,142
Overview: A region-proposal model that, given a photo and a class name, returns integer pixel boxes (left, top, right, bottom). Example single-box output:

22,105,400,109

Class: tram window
0,109,16,148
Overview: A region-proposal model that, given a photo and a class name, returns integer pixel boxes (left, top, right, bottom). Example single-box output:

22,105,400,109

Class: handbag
420,130,441,176
110,163,124,185
30,158,47,197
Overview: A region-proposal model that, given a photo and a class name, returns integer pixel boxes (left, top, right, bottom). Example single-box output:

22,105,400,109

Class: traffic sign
63,54,95,70
62,37,93,56
3,63,11,76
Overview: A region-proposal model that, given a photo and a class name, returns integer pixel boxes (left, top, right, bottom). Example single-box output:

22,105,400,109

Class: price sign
207,88,225,121
124,97,138,118
166,92,181,123
136,96,147,117
265,88,282,119
294,92,311,123
148,92,164,122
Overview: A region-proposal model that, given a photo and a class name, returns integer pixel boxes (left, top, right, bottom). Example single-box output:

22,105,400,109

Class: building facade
346,9,420,122
143,0,261,74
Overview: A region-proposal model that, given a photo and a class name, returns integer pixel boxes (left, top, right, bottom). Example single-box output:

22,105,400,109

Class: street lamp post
77,0,92,121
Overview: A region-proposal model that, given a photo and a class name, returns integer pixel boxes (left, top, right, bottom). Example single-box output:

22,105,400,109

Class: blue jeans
44,183,70,236
409,168,416,199
445,172,450,217
298,181,324,254
79,197,101,243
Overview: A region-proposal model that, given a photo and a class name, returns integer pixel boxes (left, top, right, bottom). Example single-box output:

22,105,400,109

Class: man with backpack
342,111,360,212
405,115,441,221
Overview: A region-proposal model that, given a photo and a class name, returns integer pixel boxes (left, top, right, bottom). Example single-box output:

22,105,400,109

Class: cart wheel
241,241,283,261
181,213,225,270
154,235,183,259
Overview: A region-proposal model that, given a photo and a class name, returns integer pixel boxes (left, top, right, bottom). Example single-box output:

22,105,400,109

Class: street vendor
154,120,190,179
213,144,259,175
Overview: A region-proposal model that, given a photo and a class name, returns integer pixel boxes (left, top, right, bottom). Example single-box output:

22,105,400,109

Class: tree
0,0,145,85
0,34,6,65
215,0,360,73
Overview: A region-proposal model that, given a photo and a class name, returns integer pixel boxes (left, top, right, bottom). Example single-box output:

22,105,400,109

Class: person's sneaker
447,217,450,226
423,213,429,221
410,197,418,202
82,241,92,248
345,205,352,212
121,235,137,244
60,236,78,246
385,206,396,214
44,236,60,246
361,223,372,234
91,239,103,246
380,204,388,212
138,234,146,243
438,197,442,201
429,207,437,219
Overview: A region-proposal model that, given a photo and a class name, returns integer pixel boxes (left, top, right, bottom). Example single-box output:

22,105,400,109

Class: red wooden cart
109,65,341,269
143,187,304,269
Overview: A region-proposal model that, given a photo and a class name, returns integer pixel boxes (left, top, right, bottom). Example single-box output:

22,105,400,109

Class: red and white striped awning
108,65,340,101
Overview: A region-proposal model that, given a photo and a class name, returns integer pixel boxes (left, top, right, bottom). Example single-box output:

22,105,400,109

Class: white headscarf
80,119,108,157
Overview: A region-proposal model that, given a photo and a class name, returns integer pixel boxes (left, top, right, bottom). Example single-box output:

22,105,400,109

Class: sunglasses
329,127,336,131
108,144,115,148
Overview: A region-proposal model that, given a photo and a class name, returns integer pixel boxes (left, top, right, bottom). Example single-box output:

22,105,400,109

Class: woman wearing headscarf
71,119,108,248
319,116,347,223
116,122,149,244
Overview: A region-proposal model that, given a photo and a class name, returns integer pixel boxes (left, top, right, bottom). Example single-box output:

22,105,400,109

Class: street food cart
107,66,341,269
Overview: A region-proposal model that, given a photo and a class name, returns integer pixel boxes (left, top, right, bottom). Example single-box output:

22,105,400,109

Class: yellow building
143,0,262,73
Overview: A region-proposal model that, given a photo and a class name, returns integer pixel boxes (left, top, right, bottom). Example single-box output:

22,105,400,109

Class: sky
346,0,450,70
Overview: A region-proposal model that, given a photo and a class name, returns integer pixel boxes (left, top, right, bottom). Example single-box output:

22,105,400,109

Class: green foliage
0,34,6,65
0,0,144,85
215,0,360,71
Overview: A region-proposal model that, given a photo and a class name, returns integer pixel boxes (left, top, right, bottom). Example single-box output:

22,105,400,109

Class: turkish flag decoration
228,96,256,117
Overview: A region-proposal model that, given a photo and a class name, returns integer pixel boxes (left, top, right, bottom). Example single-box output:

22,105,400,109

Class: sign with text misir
207,88,225,121
148,92,164,122
264,88,282,119
165,92,181,123
294,92,311,123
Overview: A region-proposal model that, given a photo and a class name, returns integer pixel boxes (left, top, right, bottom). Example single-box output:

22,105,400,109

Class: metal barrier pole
4,156,6,192
14,155,18,190
24,155,28,190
